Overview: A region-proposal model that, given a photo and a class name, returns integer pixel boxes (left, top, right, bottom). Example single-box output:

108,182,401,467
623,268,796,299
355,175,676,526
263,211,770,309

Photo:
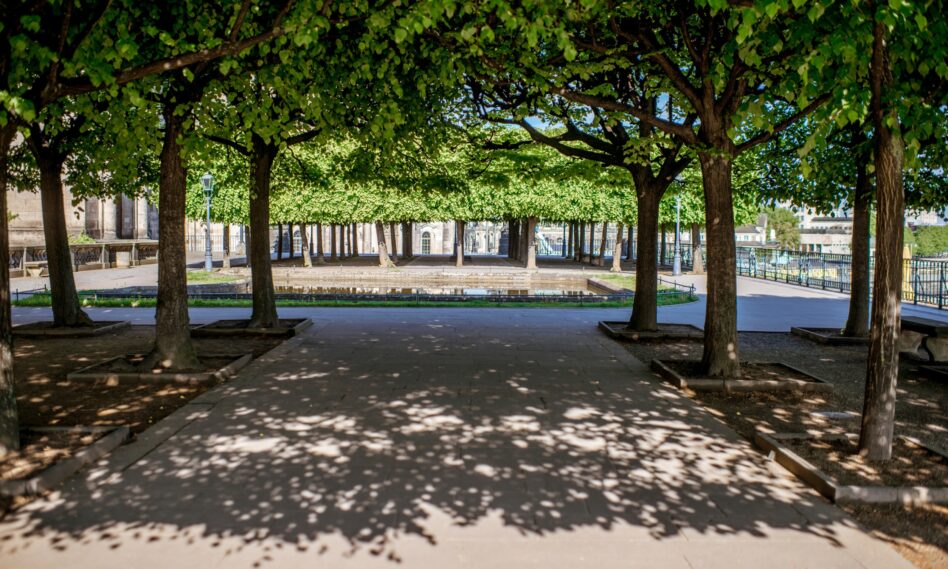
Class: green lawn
186,271,241,284
594,274,636,289
14,291,696,309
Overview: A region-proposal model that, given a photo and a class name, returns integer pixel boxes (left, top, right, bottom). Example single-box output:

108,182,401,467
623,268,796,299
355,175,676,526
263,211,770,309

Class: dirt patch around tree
4,326,285,501
784,436,947,488
0,429,106,482
620,332,947,568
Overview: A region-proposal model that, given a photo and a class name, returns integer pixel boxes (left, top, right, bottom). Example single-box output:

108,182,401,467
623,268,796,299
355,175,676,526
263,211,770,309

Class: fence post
940,264,945,310
912,259,918,305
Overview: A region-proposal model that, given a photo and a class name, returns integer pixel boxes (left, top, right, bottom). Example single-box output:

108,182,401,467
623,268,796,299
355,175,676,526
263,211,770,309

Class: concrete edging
66,353,253,385
790,327,870,346
598,321,704,342
12,320,131,338
754,431,948,505
190,318,313,337
650,359,833,393
0,426,131,497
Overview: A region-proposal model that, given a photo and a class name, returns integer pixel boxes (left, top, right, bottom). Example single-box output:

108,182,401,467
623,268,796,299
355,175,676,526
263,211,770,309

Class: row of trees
1,1,945,464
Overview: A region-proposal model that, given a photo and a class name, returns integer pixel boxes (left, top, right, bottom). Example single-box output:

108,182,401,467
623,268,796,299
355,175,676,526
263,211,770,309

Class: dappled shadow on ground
0,314,866,565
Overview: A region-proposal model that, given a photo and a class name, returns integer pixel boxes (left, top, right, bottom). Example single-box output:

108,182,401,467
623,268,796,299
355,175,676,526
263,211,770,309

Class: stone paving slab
0,309,915,568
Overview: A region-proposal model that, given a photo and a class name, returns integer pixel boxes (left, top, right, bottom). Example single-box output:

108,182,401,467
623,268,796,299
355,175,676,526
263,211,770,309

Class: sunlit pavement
0,309,913,568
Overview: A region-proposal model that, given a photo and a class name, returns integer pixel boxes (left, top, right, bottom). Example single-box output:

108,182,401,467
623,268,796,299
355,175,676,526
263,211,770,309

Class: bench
900,316,948,362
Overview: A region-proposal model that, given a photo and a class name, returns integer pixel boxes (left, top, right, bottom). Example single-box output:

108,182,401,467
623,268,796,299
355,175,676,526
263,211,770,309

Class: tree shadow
0,313,870,565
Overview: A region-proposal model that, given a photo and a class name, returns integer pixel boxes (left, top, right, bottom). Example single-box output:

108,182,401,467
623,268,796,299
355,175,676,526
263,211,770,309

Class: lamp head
201,172,214,198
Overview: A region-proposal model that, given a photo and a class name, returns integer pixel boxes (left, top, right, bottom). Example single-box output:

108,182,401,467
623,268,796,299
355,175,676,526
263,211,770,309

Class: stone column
101,198,118,240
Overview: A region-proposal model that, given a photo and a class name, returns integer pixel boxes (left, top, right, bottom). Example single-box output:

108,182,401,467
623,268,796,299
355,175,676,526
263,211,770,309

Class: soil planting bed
14,325,284,433
652,359,831,393
598,321,703,341
617,332,947,566
12,320,130,337
67,353,251,385
755,432,948,505
790,327,870,346
0,426,129,498
191,317,312,337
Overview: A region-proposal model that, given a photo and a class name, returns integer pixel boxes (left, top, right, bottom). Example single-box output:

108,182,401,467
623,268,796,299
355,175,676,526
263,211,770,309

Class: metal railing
7,240,159,276
735,246,948,310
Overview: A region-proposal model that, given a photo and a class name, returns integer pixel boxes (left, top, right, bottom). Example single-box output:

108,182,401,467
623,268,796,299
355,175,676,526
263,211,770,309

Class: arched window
421,231,432,254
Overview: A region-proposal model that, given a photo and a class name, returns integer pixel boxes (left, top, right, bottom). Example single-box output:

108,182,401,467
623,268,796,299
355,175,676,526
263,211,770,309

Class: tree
0,0,306,454
762,207,800,249
914,226,948,257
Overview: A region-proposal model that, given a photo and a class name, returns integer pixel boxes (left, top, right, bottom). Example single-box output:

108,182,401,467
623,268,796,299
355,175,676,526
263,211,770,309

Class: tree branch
736,94,830,153
552,87,698,145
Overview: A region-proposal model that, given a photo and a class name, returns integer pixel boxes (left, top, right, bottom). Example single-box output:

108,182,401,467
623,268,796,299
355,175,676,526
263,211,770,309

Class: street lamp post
672,194,682,276
202,172,214,272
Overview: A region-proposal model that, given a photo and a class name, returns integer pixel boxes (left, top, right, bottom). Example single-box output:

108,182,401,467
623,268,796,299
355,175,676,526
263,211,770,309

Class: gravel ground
619,332,947,569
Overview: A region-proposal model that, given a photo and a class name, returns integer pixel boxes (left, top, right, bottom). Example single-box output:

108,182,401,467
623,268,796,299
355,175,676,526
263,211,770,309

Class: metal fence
735,247,948,310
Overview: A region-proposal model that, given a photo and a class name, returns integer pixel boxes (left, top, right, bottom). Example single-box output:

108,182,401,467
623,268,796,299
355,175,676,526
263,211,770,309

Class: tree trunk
389,221,398,262
566,223,573,258
575,222,583,261
0,125,20,454
288,224,295,259
859,22,904,462
315,222,325,264
402,222,412,258
611,223,624,272
277,223,283,260
222,224,231,269
597,222,608,266
587,222,595,263
660,224,667,266
245,224,252,268
145,108,199,370
509,219,519,260
455,221,465,267
843,133,872,338
376,221,395,267
525,216,537,269
691,224,704,275
330,224,337,261
299,223,312,267
626,225,634,261
629,190,660,331
698,150,740,378
248,135,280,328
29,129,92,327
352,223,360,257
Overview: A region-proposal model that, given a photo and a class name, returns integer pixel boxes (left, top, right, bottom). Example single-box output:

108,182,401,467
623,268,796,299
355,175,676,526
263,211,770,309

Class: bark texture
629,190,660,331
859,22,904,462
389,222,398,262
222,224,231,269
0,125,19,454
690,224,704,275
611,223,624,273
376,221,395,267
699,149,740,378
146,108,199,369
455,221,466,267
315,222,325,264
843,130,872,338
597,222,608,266
299,223,312,267
28,126,92,327
525,216,537,269
248,135,279,328
276,223,284,260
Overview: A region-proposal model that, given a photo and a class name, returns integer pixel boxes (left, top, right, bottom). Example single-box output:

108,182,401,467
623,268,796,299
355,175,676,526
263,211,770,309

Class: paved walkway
657,274,948,331
0,309,912,568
